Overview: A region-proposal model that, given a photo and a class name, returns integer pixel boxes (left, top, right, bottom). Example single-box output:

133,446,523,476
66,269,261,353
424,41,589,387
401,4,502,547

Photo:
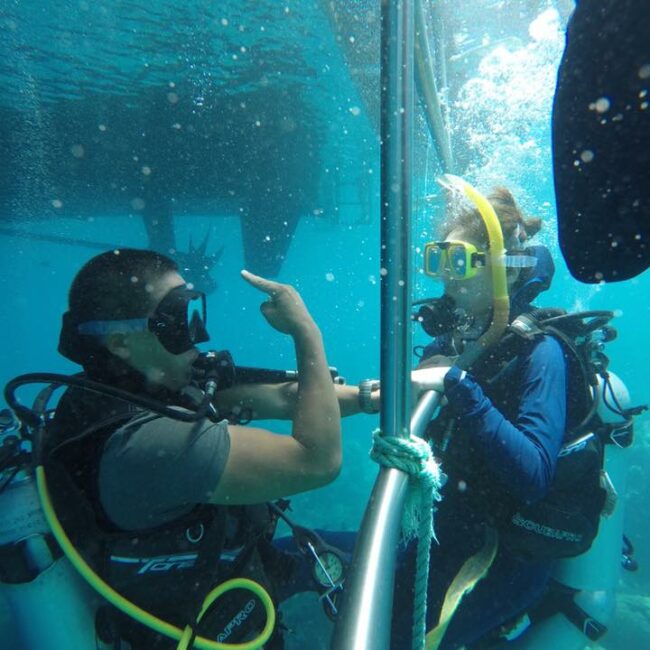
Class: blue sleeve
443,336,567,503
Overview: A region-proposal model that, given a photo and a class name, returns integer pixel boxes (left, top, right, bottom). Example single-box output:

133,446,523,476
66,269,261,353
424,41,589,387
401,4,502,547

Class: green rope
370,430,444,650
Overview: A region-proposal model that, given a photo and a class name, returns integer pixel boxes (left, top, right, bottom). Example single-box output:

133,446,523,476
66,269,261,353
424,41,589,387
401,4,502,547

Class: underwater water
1,1,649,648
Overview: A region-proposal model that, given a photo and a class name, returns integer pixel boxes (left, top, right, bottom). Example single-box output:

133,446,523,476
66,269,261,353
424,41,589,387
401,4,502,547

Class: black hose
4,373,205,424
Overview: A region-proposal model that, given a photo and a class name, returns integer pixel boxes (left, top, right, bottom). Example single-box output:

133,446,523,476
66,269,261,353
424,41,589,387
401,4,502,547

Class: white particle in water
325,273,335,282
589,97,611,113
580,150,595,163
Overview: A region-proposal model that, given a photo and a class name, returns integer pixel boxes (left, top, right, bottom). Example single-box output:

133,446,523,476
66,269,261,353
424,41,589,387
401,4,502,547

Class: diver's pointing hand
241,270,316,336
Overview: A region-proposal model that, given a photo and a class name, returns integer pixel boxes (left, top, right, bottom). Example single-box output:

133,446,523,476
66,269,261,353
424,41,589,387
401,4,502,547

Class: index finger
241,269,281,295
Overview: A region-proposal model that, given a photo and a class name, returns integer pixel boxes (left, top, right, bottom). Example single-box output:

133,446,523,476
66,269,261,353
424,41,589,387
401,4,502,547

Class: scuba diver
389,181,643,649
0,247,438,649
2,248,360,649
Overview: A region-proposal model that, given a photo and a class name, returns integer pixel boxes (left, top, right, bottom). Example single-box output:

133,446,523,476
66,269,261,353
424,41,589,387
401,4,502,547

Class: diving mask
423,240,537,281
77,285,210,355
423,240,486,280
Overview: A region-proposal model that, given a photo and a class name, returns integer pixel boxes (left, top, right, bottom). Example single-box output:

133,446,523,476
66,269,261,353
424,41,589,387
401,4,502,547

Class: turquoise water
1,1,649,648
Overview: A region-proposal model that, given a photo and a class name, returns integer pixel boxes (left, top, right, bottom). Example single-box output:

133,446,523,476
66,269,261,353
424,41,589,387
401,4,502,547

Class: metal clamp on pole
332,1,415,648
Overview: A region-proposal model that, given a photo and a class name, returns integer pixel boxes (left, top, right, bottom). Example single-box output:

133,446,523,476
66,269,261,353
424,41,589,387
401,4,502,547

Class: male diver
46,248,352,648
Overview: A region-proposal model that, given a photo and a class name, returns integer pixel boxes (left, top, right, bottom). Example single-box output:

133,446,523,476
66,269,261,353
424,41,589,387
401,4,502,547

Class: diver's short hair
68,248,178,322
59,249,178,371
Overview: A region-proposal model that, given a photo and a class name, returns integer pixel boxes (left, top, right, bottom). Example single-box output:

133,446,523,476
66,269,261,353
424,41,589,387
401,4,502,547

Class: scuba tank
0,414,100,649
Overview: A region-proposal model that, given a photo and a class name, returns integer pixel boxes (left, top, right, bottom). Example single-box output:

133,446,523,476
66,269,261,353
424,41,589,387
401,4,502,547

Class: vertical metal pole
331,1,413,648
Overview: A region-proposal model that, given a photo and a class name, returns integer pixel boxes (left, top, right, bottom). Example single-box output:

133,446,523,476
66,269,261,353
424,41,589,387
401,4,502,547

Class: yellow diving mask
423,240,537,281
423,240,486,280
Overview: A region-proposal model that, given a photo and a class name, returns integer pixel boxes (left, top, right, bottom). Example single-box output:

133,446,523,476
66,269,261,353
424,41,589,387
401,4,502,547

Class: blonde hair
441,186,541,248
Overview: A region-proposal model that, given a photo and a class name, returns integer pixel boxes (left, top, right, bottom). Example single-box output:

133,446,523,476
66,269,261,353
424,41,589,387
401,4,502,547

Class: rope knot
370,429,444,543
370,429,445,649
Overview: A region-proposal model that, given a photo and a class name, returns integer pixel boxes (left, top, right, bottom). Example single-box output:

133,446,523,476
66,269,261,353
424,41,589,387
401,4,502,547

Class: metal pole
331,1,414,648
414,0,454,173
330,388,441,650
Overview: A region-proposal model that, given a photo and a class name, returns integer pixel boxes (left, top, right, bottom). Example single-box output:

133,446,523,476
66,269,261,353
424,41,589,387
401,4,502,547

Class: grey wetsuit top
98,413,230,530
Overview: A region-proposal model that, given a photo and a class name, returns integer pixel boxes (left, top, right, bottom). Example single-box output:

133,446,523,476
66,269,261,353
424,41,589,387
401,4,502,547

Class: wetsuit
391,332,567,649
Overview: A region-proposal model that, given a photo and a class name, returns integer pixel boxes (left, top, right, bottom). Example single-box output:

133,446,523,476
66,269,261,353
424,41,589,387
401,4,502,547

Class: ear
104,333,131,360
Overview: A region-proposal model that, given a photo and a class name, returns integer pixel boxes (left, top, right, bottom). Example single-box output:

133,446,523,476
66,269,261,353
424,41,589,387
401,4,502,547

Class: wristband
358,379,380,414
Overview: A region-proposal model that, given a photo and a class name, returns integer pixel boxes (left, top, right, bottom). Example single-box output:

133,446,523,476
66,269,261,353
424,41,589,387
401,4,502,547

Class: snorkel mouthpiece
438,175,510,368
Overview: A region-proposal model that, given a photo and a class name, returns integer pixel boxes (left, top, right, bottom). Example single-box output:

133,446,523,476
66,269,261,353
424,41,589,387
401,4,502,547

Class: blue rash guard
391,332,568,649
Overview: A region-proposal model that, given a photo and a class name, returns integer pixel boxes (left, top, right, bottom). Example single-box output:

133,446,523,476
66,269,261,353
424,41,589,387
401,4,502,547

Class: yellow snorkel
438,175,510,369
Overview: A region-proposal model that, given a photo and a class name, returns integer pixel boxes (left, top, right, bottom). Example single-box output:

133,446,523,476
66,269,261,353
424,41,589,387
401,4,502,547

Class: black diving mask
77,285,210,355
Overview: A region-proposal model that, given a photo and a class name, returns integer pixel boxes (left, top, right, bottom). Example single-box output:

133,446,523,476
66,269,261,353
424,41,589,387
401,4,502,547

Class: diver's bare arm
212,382,296,420
290,323,342,472
210,323,342,503
214,382,365,420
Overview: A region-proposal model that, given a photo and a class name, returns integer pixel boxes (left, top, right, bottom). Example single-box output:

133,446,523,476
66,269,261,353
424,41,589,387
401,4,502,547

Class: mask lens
448,244,468,278
187,294,209,344
150,287,210,354
424,243,445,277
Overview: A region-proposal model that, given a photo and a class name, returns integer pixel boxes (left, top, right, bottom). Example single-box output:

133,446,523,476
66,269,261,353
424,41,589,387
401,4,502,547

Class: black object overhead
552,0,650,283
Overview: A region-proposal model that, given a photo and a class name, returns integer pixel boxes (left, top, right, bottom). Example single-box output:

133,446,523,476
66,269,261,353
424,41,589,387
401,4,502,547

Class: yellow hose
440,175,510,368
35,465,276,650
